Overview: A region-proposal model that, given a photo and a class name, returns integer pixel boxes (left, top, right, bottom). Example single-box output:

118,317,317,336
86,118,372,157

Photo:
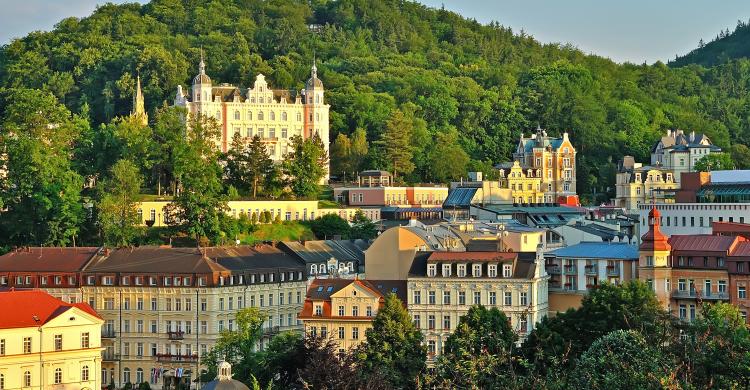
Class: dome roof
193,73,212,85
201,379,250,390
306,76,323,89
640,207,670,252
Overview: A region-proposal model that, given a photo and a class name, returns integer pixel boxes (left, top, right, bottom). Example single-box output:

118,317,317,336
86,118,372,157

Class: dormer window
102,276,114,286
135,276,143,286
503,264,512,278
457,264,467,277
427,264,437,277
122,276,130,285
164,277,172,286
488,264,498,278
40,276,48,286
149,277,156,286
472,264,482,277
174,277,181,286
315,305,322,316
87,276,95,285
442,264,452,277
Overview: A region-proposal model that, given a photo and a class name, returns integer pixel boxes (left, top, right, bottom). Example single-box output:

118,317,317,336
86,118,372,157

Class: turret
192,50,212,103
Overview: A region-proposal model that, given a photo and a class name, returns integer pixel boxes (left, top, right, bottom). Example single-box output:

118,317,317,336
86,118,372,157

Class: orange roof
0,289,101,329
640,207,671,251
428,251,517,262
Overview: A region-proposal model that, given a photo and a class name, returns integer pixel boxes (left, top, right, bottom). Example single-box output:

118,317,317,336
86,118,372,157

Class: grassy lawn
318,199,341,209
240,222,314,244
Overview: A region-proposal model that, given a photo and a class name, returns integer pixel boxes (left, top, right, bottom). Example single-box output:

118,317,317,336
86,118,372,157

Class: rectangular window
473,264,482,277
413,291,421,304
443,316,451,330
428,315,435,330
740,286,747,299
352,327,359,340
151,298,157,311
502,264,512,277
457,264,466,277
473,291,481,305
413,314,421,327
504,291,512,306
338,327,345,339
489,292,497,305
443,291,451,305
458,291,466,305
428,291,436,305
520,292,528,306
352,306,359,316
23,337,32,354
81,332,89,348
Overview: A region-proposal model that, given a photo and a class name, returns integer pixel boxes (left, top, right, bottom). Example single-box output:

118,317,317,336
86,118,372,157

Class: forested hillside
672,19,750,67
3,0,750,204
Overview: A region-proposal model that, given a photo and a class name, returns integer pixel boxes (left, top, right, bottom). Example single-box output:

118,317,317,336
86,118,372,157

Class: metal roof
668,235,740,252
708,171,750,185
697,184,750,197
443,187,478,207
549,242,639,259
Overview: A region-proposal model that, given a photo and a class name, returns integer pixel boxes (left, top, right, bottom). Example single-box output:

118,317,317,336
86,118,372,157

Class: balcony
563,283,577,291
102,352,120,361
672,289,729,301
584,265,597,275
606,266,619,276
167,331,185,340
546,265,561,274
101,329,116,338
155,353,198,363
563,265,576,274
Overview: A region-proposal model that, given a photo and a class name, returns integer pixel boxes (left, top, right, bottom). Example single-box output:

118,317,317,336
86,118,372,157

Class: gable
43,306,103,329
330,282,380,300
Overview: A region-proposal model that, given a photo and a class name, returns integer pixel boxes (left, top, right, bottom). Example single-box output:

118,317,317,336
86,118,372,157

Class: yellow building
616,156,677,210
137,199,376,227
298,279,405,352
0,246,307,389
0,290,104,390
498,161,544,204
513,127,577,201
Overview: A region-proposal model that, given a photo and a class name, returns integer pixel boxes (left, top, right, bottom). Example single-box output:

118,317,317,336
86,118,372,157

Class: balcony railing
167,331,185,340
606,266,619,276
584,265,597,275
102,352,120,361
672,289,729,300
101,329,116,338
155,353,198,363
563,265,576,274
563,283,577,291
546,265,561,274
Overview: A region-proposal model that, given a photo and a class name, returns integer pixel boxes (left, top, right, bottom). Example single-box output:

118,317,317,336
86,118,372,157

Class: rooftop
0,290,100,329
549,242,639,260
0,247,99,272
427,251,517,262
668,235,742,253
280,239,370,264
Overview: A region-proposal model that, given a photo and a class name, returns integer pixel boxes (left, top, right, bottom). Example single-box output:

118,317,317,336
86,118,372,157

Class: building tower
638,207,672,310
131,73,148,126
192,50,212,104
303,59,330,180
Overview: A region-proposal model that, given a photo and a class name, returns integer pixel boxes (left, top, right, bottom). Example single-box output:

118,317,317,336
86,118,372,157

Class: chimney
690,131,695,143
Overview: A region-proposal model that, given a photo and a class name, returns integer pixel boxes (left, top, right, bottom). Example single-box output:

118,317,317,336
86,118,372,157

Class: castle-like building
172,55,330,164
512,127,577,202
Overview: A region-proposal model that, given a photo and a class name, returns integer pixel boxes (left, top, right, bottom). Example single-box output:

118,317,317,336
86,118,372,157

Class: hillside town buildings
0,246,306,389
0,289,104,390
512,127,577,201
615,155,677,210
651,129,721,184
172,55,329,174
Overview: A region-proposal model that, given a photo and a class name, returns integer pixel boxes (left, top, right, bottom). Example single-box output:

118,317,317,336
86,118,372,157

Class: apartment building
0,246,306,389
298,279,406,352
546,242,639,292
407,247,548,361
0,290,103,390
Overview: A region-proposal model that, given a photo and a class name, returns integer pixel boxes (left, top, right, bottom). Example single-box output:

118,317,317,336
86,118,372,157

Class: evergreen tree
98,159,143,247
283,133,329,198
357,293,426,389
376,110,414,180
245,135,273,198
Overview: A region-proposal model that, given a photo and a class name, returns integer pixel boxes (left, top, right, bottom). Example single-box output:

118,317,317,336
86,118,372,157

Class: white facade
174,56,329,165
637,203,750,238
650,129,721,184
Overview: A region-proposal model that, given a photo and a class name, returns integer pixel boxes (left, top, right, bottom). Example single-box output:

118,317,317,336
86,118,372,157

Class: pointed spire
131,71,147,126
311,54,318,79
199,47,206,75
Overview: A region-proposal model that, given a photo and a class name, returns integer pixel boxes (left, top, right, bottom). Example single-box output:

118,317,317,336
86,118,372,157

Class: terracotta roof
0,247,99,272
299,279,406,319
668,235,741,253
427,251,517,262
640,207,671,251
731,241,750,257
0,290,101,329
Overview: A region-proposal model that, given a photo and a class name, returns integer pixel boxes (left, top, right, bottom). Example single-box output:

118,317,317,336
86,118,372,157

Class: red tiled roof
298,279,406,319
427,251,517,262
640,208,671,251
0,290,101,329
668,235,742,252
0,247,99,272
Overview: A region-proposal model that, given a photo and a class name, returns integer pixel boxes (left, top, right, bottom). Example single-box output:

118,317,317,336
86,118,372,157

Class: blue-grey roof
444,187,478,208
549,242,639,260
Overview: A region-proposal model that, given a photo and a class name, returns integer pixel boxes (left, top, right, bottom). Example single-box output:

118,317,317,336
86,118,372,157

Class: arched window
258,111,264,120
123,368,131,384
136,368,143,384
247,111,252,120
24,371,31,387
296,112,302,121
269,111,275,120
281,112,287,121
234,111,240,120
311,264,317,274
54,368,62,384
81,366,89,381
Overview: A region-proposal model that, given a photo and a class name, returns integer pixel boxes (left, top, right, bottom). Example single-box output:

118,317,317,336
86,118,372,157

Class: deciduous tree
98,159,143,246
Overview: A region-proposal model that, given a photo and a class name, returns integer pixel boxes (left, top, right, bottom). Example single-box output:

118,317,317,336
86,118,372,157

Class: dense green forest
4,0,750,204
672,19,750,67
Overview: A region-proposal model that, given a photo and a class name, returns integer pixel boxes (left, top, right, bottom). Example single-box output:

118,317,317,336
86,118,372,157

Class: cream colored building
497,161,545,204
407,247,549,362
298,279,405,352
0,246,307,389
0,290,104,390
137,200,376,227
174,55,329,165
616,156,677,211
513,127,577,201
